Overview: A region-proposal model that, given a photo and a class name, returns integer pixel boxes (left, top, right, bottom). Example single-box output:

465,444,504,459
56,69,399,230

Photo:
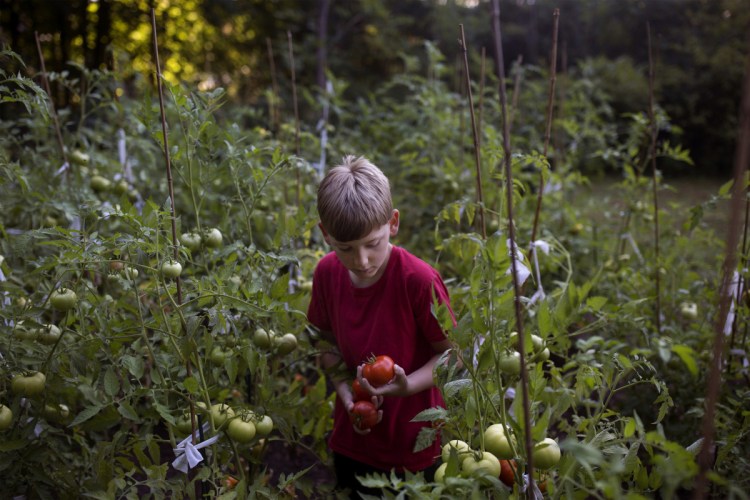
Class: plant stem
459,25,486,240
647,22,662,335
266,37,280,133
490,1,535,494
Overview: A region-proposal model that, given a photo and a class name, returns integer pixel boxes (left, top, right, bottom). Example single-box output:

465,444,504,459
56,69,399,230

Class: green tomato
11,371,46,397
210,403,235,428
253,415,274,436
180,232,202,251
0,405,13,430
498,351,521,376
534,347,551,362
275,333,298,355
253,328,272,349
37,324,62,345
174,413,195,434
69,150,90,166
441,439,472,464
532,438,561,470
161,260,183,279
210,346,231,365
50,288,77,311
43,403,70,423
461,451,501,477
121,266,139,279
680,302,698,319
90,175,112,193
113,180,129,196
13,321,38,341
204,228,223,248
484,424,515,459
434,462,448,483
226,415,256,443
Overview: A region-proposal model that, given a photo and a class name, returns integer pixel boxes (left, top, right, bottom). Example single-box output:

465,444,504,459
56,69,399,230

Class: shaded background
1,0,748,175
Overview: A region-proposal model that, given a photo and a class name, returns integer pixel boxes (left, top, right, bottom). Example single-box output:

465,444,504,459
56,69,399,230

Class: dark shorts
333,453,438,498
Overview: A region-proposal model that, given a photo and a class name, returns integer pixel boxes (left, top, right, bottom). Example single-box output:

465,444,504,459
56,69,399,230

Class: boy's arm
357,337,457,398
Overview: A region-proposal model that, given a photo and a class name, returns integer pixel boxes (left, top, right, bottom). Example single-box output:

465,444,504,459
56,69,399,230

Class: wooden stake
647,23,662,334
529,9,559,245
692,28,750,500
459,25,486,239
490,1,535,495
34,31,69,173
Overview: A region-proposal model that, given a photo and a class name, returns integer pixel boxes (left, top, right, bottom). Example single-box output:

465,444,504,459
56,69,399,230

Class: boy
307,155,455,496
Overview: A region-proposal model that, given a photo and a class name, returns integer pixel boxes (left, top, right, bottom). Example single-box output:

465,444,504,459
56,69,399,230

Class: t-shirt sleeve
307,261,331,332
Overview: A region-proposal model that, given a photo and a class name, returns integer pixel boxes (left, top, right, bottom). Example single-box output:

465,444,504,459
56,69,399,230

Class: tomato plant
11,371,46,397
532,438,561,470
499,459,517,487
204,227,223,248
49,288,77,311
0,405,13,430
37,324,62,345
161,260,183,278
227,415,257,443
362,355,395,387
483,423,514,459
350,400,378,430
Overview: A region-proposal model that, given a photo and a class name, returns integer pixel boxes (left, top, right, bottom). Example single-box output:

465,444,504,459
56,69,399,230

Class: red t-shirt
307,245,452,472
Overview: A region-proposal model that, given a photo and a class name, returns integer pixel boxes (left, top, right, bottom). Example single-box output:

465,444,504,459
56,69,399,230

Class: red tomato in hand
352,379,371,402
362,355,395,387
350,401,378,430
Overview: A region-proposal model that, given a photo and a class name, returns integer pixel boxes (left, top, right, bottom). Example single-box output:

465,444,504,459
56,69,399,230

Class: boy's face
320,210,400,287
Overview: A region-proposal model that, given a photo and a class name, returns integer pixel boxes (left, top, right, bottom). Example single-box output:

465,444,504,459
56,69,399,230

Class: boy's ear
389,210,400,236
318,222,332,245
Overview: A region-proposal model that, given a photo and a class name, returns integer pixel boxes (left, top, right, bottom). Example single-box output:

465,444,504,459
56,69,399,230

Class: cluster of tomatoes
174,402,274,444
348,354,395,431
436,423,561,490
498,332,551,376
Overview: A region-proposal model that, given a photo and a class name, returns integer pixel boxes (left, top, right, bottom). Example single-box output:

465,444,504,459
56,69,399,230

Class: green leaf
103,367,120,397
183,376,200,394
411,407,448,423
70,404,104,427
671,344,698,378
586,296,608,311
413,426,439,453
537,301,553,339
118,401,140,422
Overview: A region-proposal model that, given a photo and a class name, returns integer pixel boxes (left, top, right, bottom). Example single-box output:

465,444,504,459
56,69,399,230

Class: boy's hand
356,364,410,397
346,399,383,435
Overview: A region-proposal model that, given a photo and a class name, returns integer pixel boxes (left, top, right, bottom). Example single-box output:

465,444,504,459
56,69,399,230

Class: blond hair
317,155,393,242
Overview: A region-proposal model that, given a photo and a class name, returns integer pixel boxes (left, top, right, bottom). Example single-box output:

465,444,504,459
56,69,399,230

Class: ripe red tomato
351,379,371,402
499,459,517,487
350,400,378,430
362,355,395,387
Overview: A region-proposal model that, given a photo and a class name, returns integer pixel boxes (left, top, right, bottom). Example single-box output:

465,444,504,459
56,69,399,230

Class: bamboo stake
529,9,559,245
478,47,486,153
459,25,486,240
266,37,280,132
508,55,523,134
287,31,301,208
692,29,750,500
490,1,535,495
34,31,69,174
150,6,197,449
646,23,663,334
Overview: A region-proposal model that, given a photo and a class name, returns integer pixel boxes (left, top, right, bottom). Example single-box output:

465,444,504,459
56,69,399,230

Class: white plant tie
54,162,70,177
521,474,545,499
621,233,644,262
527,240,550,306
171,423,220,474
723,270,742,336
506,239,531,286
